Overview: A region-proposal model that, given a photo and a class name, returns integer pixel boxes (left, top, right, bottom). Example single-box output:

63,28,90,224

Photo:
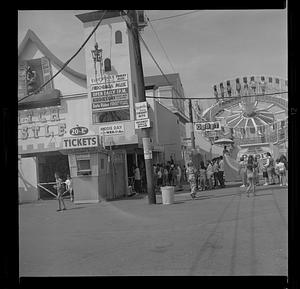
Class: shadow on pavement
65,206,85,210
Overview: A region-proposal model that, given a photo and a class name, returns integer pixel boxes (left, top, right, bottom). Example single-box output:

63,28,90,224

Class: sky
18,10,287,110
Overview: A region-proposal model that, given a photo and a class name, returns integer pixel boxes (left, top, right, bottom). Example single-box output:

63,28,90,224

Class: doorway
37,151,70,199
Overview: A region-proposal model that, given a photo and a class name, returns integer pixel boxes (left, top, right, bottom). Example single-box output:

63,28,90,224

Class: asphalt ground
19,182,288,276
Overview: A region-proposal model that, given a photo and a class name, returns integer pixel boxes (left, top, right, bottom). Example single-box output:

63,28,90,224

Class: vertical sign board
90,74,130,111
142,137,152,160
135,101,148,120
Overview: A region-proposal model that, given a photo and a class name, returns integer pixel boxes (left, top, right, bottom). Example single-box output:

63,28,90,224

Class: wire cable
149,10,200,22
145,91,288,100
18,10,108,103
146,13,176,73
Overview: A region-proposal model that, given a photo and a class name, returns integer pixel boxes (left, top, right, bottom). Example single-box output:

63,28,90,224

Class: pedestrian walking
265,152,276,185
176,164,182,189
206,160,213,190
279,154,288,186
275,158,287,186
212,158,220,188
186,161,197,199
198,161,206,191
183,165,187,183
218,156,225,188
253,156,260,186
262,163,269,185
163,165,169,186
157,164,163,188
133,165,141,195
238,156,247,187
54,172,66,211
245,155,256,197
65,174,74,202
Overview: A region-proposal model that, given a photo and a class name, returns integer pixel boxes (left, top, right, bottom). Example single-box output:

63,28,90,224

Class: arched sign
69,126,89,136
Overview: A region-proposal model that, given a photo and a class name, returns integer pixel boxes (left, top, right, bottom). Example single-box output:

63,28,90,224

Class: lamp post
91,42,103,81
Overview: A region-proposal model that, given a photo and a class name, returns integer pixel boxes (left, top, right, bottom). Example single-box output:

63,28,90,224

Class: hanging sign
99,123,125,135
135,119,150,129
135,101,148,120
69,126,89,136
195,121,221,131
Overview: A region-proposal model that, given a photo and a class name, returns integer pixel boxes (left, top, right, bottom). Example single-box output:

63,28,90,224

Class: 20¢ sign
69,126,89,136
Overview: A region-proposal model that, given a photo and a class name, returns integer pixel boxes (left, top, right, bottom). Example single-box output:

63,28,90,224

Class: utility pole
128,10,156,204
189,98,196,149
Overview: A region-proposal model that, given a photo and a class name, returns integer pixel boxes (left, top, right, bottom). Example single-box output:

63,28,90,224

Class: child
65,174,73,202
186,161,197,199
54,172,66,211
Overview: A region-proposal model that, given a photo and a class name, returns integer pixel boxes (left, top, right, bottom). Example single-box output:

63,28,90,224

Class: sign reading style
62,135,98,149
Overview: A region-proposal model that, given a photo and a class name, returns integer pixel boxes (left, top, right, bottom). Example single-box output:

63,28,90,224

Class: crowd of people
130,152,288,199
238,152,288,197
131,156,227,198
185,156,225,199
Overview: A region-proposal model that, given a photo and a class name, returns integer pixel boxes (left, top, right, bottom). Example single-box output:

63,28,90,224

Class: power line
146,13,176,73
145,91,288,100
149,10,200,22
18,10,108,103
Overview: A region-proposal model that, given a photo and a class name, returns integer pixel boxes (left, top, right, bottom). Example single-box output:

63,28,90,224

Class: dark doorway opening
37,152,70,199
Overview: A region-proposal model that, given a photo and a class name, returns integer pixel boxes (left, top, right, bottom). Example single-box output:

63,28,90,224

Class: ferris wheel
201,75,288,156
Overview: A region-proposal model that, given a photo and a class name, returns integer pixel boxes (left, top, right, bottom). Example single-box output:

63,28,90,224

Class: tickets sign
62,135,98,149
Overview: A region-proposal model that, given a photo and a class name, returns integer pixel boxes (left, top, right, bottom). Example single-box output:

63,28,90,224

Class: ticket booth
60,134,127,203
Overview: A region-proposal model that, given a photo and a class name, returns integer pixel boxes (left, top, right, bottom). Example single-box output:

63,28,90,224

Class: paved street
19,183,288,276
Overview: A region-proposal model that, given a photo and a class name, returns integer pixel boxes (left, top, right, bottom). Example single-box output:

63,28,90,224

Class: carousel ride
199,75,288,178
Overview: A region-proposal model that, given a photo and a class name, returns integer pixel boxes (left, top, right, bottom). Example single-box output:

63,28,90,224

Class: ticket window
76,154,92,176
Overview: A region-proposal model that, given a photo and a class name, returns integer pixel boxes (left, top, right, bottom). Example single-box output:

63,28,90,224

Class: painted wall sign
18,107,66,140
99,123,125,135
69,126,89,136
62,135,98,149
135,119,150,129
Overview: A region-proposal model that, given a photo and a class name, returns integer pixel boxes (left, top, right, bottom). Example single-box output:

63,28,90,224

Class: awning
18,89,61,110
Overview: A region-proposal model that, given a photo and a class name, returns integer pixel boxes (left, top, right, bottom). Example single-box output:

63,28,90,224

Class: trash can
161,186,175,205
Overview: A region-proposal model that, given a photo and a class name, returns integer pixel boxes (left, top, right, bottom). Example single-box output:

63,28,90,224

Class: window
115,30,122,44
93,109,130,123
76,154,91,175
269,77,273,83
275,78,280,84
104,58,111,72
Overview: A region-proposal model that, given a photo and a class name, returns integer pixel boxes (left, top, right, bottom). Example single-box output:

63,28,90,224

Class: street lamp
91,42,103,81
